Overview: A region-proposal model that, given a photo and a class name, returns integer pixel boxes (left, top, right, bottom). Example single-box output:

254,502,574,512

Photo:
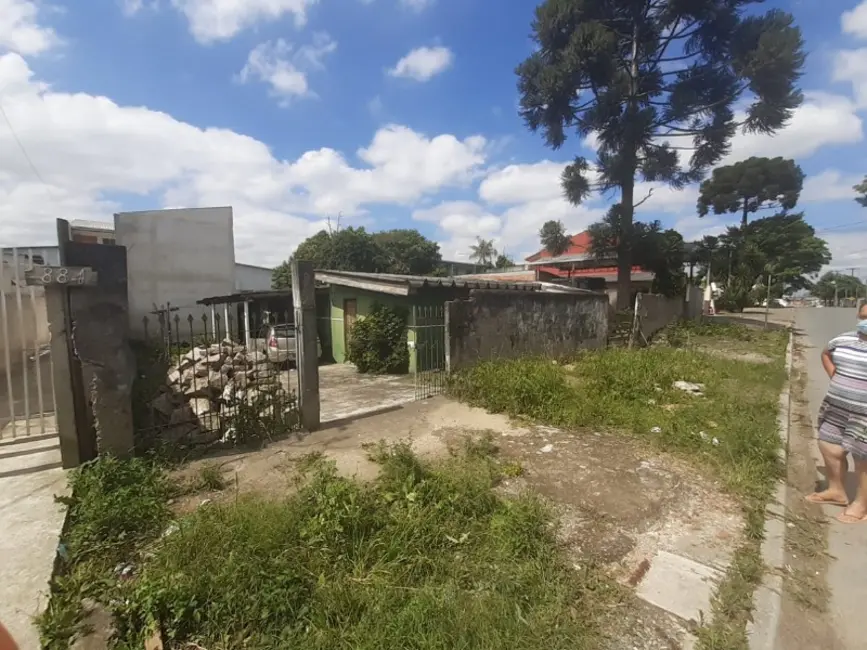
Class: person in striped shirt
806,302,867,523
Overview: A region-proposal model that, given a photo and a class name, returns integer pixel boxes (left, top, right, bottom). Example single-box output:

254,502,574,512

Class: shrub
347,303,409,374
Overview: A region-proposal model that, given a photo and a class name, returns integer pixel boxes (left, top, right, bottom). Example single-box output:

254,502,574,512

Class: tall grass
449,330,788,505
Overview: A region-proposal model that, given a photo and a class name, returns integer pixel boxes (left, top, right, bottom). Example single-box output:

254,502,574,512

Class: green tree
469,237,497,267
588,205,687,297
856,176,867,208
495,254,515,268
372,229,442,275
701,213,830,310
697,157,805,226
516,0,805,308
812,272,865,304
280,227,441,277
271,261,291,290
539,220,571,257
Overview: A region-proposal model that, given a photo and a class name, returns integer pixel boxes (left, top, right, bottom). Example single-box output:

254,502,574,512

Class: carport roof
315,270,541,296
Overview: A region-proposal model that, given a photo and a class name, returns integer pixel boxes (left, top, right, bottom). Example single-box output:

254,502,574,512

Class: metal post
0,252,16,438
27,249,45,434
764,273,772,329
12,249,31,436
243,300,251,349
291,260,320,431
210,304,216,336
223,303,230,342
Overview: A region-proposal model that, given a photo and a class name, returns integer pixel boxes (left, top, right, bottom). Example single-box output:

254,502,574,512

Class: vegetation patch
347,303,410,374
39,445,619,650
450,322,790,650
37,456,175,649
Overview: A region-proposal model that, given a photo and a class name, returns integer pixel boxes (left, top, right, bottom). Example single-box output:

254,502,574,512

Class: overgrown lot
450,321,788,505
40,443,618,650
449,320,790,649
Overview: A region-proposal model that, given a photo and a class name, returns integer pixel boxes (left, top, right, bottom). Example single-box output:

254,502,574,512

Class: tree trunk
741,202,748,228
617,178,635,310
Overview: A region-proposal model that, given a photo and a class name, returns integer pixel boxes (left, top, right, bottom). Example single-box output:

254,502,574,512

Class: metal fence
133,305,301,452
412,304,447,400
0,248,57,440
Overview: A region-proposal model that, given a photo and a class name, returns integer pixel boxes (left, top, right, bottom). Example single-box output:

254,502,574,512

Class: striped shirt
826,332,867,415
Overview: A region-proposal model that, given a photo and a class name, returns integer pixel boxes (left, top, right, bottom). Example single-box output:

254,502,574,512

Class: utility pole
764,273,772,329
833,280,839,308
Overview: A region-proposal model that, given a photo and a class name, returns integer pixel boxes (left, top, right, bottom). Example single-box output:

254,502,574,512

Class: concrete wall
446,290,609,372
235,263,273,291
636,287,703,341
114,207,235,339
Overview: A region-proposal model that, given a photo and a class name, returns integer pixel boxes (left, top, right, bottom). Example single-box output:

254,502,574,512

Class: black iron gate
412,304,446,400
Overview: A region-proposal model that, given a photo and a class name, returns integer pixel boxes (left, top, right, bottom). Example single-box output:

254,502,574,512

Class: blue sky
1,0,865,272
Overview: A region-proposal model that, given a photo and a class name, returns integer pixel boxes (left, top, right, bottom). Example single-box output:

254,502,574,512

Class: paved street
794,307,866,650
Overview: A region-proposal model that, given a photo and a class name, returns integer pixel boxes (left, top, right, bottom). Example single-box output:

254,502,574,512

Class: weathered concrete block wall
637,291,698,341
446,290,608,372
684,286,703,321
114,207,235,339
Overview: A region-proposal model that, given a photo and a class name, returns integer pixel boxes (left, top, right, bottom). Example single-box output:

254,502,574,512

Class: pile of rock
148,341,295,446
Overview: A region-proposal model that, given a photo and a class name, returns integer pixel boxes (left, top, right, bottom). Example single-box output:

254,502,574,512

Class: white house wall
115,207,235,338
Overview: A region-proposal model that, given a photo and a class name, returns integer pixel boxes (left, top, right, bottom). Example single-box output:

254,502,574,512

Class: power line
0,98,51,190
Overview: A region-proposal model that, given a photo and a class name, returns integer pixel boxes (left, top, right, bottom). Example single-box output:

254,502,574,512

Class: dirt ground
175,396,745,650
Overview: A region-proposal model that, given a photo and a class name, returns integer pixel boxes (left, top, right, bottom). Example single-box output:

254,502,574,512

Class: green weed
100,446,618,649
191,463,227,492
37,455,174,649
449,326,790,650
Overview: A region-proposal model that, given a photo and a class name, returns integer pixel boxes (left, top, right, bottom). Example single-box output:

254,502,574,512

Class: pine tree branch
633,187,655,209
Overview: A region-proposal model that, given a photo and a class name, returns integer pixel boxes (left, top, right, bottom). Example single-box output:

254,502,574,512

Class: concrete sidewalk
796,308,867,650
0,421,68,650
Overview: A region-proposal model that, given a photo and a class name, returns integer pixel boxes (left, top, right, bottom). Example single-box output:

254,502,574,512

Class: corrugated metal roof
315,270,541,295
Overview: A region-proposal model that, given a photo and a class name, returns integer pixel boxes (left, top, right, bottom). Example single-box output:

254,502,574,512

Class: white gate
0,247,57,439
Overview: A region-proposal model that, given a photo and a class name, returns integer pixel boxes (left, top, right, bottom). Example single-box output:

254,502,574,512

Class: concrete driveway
280,363,417,424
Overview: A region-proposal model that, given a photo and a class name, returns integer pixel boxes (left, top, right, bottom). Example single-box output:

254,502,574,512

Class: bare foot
838,501,867,523
805,490,849,507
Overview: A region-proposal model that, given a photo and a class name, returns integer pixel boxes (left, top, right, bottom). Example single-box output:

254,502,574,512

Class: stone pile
149,341,294,446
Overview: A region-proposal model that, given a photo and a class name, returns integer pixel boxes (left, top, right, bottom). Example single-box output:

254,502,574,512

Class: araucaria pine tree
516,0,806,308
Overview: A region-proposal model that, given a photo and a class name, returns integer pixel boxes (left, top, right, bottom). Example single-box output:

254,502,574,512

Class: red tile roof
525,231,593,262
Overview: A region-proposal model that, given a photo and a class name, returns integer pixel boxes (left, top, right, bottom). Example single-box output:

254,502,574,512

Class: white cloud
0,0,59,55
388,46,453,82
367,95,383,117
823,231,867,272
169,0,317,43
724,93,864,163
802,170,863,203
238,34,336,104
479,161,566,204
833,48,867,108
842,0,867,39
0,53,488,266
121,0,160,15
400,0,433,11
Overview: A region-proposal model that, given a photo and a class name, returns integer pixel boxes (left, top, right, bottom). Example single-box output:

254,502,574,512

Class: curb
746,328,794,650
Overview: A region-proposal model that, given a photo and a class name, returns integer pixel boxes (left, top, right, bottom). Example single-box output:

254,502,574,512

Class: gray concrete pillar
291,260,320,431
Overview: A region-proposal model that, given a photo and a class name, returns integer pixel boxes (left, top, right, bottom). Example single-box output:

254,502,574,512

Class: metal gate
412,304,447,400
0,248,57,440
